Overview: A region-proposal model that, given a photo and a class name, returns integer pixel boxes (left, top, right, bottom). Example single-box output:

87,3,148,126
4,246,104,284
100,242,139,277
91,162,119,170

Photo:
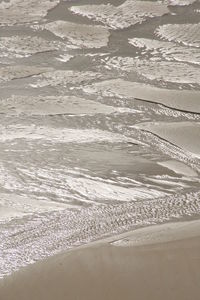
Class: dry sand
1,221,200,300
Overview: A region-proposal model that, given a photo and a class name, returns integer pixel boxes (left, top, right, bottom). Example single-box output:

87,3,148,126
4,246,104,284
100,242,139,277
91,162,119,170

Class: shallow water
0,0,200,278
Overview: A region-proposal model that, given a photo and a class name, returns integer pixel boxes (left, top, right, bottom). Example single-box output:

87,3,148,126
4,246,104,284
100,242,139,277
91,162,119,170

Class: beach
0,0,200,297
1,220,200,300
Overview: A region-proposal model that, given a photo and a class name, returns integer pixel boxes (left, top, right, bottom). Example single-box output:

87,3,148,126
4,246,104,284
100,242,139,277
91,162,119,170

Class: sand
0,95,117,116
70,1,169,30
129,37,200,65
137,122,200,158
1,220,200,300
42,21,110,49
84,79,200,113
0,1,200,299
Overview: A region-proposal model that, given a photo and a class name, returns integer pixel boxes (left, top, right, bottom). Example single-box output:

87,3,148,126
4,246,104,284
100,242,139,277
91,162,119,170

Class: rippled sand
129,38,200,65
0,0,200,291
103,56,200,86
156,23,200,47
0,36,67,58
1,220,200,300
70,1,169,29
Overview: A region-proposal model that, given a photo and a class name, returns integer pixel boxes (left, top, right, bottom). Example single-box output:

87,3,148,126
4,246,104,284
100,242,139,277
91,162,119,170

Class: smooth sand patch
137,121,200,158
112,220,200,246
84,79,200,113
0,65,50,82
42,21,110,49
158,160,198,177
0,95,117,116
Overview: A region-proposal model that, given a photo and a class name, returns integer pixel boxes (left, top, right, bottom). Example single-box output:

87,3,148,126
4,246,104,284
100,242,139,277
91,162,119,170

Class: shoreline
1,219,200,299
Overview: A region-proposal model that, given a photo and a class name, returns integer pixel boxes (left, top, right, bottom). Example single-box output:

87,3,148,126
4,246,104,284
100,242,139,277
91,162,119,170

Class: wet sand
1,0,200,291
137,122,200,158
1,221,200,300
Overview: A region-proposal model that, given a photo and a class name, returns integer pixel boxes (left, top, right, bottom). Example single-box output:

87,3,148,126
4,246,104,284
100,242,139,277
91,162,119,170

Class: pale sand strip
84,79,200,113
112,220,200,246
137,122,200,158
1,220,200,300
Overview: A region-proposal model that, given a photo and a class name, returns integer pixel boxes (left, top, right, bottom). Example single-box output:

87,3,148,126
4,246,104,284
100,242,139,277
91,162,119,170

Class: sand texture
0,0,200,294
1,221,200,300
